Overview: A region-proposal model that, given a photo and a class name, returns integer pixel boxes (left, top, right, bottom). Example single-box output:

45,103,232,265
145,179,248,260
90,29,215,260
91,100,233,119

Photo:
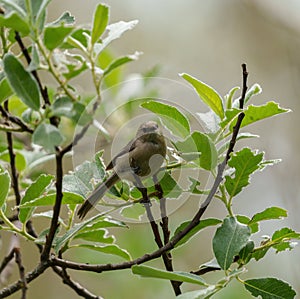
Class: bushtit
77,121,166,219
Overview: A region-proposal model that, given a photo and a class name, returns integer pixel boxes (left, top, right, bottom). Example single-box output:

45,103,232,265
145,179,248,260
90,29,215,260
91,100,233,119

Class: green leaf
225,86,240,109
213,217,250,270
172,218,222,248
236,215,259,234
231,102,290,131
121,204,145,220
80,216,127,231
271,227,300,252
44,25,74,51
187,177,203,195
3,54,41,111
244,83,262,104
74,228,115,244
130,172,182,200
62,153,106,198
219,108,240,129
50,96,74,118
141,101,190,139
91,3,109,45
0,11,29,34
0,77,13,103
94,20,138,55
176,287,217,299
19,191,84,208
27,44,40,72
62,54,88,80
132,265,207,286
238,241,255,265
103,52,141,77
249,207,287,224
54,213,114,251
32,123,65,152
1,0,26,19
19,174,53,223
0,150,26,172
50,11,75,26
174,131,218,170
180,73,224,119
32,211,65,226
252,246,270,262
197,111,220,133
73,244,131,260
0,171,11,208
225,148,263,197
244,278,296,299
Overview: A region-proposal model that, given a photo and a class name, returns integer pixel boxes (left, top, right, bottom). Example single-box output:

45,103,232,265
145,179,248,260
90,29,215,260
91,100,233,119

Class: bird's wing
105,138,137,170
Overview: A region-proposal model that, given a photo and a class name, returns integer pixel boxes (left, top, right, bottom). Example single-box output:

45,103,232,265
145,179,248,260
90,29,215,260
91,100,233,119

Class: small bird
77,121,166,219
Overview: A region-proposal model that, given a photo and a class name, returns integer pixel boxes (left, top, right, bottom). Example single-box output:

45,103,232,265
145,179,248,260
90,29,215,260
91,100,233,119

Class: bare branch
52,266,102,299
13,248,27,299
0,106,34,134
40,152,64,261
4,101,21,206
0,261,50,298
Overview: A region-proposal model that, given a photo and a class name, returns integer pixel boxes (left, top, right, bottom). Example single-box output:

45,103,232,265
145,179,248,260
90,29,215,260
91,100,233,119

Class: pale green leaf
19,174,54,223
180,73,224,119
32,123,65,152
73,244,131,260
176,287,217,299
132,265,207,286
174,131,218,170
94,20,138,55
74,228,115,243
44,25,74,51
249,207,287,224
91,3,109,45
0,171,11,208
141,100,190,139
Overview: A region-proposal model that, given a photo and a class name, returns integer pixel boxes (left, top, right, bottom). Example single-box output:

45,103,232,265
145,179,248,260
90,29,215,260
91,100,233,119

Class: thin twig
40,151,64,261
0,250,15,275
13,248,27,299
0,261,50,298
0,106,33,134
26,221,43,253
60,123,90,156
52,266,102,299
4,101,21,206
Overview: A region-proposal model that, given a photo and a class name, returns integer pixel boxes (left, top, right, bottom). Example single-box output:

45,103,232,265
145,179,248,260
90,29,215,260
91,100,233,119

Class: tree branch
52,266,102,299
40,151,64,261
4,101,21,206
13,248,27,299
0,261,50,298
0,106,33,134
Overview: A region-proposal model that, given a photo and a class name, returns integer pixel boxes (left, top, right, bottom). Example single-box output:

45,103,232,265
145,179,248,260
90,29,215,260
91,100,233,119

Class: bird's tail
77,173,119,219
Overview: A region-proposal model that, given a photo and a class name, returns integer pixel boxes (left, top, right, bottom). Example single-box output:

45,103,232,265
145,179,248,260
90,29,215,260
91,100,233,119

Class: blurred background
3,0,300,298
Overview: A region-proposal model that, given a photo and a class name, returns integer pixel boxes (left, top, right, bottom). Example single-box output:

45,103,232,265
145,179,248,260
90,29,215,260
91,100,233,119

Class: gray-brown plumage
77,121,166,219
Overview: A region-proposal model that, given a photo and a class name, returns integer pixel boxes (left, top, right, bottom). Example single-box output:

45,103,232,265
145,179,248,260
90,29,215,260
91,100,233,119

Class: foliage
0,1,298,299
